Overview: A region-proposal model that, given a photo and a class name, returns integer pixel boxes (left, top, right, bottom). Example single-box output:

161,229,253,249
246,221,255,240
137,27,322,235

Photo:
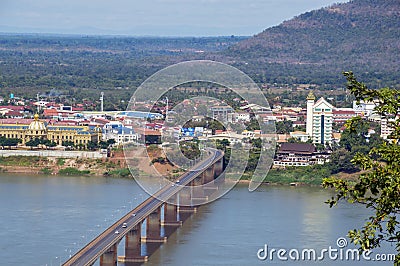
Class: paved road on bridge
63,148,223,266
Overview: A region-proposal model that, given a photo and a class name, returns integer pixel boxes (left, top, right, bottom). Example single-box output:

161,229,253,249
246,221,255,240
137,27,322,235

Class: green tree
339,116,369,152
87,141,99,151
323,72,400,263
107,139,116,146
26,138,41,149
275,120,293,134
0,137,21,148
62,141,75,148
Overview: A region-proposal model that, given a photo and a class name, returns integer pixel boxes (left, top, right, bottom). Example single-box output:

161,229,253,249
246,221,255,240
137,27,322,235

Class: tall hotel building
306,91,333,145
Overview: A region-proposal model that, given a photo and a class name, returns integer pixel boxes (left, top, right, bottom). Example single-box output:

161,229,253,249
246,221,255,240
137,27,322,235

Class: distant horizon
0,31,250,38
0,0,349,37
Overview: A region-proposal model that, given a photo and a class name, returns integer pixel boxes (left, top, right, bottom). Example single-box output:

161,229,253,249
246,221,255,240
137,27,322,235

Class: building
103,121,139,145
273,143,328,167
289,131,310,142
211,106,233,123
333,108,357,124
234,112,251,123
0,114,102,147
353,100,377,117
306,92,333,145
380,118,396,140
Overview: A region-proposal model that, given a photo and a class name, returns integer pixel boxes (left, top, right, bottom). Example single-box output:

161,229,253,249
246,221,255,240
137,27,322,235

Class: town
0,87,387,170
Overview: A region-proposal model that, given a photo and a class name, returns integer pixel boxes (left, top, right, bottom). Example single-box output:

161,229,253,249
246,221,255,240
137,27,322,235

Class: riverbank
0,150,360,184
0,147,176,179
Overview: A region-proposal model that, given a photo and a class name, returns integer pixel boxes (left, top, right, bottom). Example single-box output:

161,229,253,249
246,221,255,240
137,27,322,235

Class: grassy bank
241,165,334,185
0,155,133,178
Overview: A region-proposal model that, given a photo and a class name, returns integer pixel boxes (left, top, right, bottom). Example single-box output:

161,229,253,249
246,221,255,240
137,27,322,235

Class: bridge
63,148,224,266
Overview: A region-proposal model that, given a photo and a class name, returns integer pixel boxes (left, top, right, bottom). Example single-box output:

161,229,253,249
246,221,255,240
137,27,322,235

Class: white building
103,121,139,145
353,100,377,117
234,112,251,122
381,118,396,140
290,131,310,142
306,92,333,145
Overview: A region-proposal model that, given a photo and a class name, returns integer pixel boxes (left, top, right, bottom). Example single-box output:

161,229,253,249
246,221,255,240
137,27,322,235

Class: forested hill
223,0,400,87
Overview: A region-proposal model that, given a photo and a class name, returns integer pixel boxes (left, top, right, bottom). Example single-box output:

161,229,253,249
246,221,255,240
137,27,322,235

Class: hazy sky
0,0,349,36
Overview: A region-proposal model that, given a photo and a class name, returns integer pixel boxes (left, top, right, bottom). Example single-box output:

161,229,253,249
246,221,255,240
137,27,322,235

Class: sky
0,0,349,36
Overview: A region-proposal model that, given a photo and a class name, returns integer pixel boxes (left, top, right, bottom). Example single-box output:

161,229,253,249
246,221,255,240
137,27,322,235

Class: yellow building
0,114,102,147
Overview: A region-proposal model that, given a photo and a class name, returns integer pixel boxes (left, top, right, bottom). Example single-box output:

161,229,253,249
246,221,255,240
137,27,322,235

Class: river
0,174,395,265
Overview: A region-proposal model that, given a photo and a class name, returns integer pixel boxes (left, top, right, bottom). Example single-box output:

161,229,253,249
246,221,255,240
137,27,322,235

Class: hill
224,0,400,87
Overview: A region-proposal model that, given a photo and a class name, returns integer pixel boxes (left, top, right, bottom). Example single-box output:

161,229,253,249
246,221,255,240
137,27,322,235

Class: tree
107,139,116,146
87,141,99,151
327,148,359,174
26,138,41,149
275,120,293,134
62,141,75,148
323,72,400,263
250,138,262,149
0,137,21,149
339,117,369,152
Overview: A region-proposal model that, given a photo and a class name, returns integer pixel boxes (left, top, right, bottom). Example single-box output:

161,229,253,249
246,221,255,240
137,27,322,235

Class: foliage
62,141,75,148
275,120,293,134
0,137,21,148
179,140,201,160
0,156,43,166
25,138,57,149
87,141,99,151
58,167,90,176
326,148,359,174
57,158,65,166
262,165,331,185
151,157,167,164
105,168,133,178
40,167,52,175
226,0,400,87
323,72,400,262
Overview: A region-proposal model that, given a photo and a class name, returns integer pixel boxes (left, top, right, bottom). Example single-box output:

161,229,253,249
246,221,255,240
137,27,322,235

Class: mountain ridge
224,0,400,87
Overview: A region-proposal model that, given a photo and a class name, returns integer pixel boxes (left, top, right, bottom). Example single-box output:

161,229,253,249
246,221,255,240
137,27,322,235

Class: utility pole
165,97,169,115
100,92,104,112
37,93,40,113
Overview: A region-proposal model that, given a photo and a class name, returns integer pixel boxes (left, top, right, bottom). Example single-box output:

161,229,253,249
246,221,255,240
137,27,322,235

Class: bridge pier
204,166,215,184
162,195,182,237
163,195,181,226
178,188,196,221
190,179,208,206
214,158,224,177
118,222,148,263
143,206,167,243
100,243,117,266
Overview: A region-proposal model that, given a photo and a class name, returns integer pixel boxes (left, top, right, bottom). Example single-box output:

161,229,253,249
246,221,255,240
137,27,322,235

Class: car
122,223,127,228
115,230,119,234
172,184,175,187
176,180,180,183
132,213,136,217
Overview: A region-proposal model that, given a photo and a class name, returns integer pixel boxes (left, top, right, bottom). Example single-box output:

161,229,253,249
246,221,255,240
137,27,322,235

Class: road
63,148,223,266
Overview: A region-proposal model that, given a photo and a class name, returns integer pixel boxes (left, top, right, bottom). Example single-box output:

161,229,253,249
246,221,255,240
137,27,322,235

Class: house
274,143,329,167
103,121,139,145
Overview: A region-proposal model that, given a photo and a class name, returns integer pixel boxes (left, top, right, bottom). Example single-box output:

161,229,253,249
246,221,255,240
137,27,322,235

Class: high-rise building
306,92,333,145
